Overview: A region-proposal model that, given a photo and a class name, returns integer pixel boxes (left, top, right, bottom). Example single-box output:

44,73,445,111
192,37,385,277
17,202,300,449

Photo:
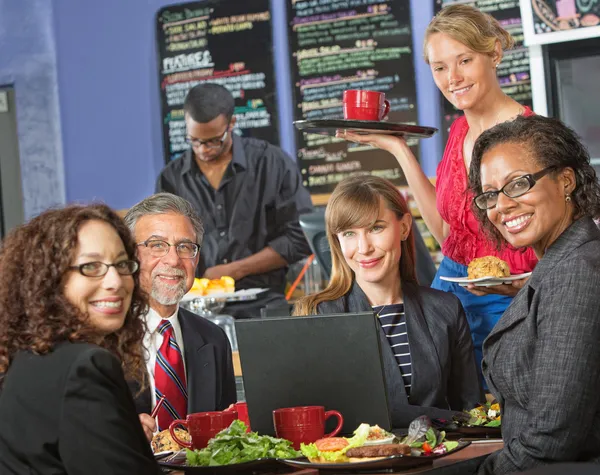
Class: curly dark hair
468,115,600,248
0,204,149,387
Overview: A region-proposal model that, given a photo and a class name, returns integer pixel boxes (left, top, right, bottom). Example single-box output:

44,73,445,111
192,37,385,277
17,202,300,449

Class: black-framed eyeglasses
186,128,228,149
474,166,557,210
69,260,139,277
136,239,199,259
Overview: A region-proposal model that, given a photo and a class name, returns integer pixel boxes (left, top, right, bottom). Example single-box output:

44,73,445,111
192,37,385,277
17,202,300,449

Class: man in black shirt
157,83,313,318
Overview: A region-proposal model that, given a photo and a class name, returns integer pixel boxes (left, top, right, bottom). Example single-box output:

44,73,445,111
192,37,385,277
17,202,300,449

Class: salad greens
462,402,502,427
401,416,459,456
300,423,370,463
185,420,300,467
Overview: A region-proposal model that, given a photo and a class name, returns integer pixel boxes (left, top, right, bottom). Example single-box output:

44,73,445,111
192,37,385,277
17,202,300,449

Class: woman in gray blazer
468,115,600,474
294,176,484,428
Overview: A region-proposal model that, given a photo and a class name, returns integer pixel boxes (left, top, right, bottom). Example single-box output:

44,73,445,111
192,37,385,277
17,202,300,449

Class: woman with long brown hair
0,204,161,474
337,4,538,381
294,176,483,427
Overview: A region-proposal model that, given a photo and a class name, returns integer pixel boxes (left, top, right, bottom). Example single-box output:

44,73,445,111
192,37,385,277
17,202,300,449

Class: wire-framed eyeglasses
136,239,199,259
185,128,228,149
474,166,557,210
68,260,139,277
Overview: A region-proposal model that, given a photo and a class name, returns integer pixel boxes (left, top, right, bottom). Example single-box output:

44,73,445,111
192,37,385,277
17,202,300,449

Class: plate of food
440,403,502,438
439,256,531,287
158,420,301,474
294,119,438,139
280,417,470,472
181,277,268,303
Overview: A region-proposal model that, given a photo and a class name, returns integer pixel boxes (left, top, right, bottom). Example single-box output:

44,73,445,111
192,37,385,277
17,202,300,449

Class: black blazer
0,342,161,475
318,281,484,427
478,218,600,475
133,307,237,415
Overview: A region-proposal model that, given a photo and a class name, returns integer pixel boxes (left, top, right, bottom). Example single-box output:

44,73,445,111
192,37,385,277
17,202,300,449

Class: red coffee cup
273,406,344,449
343,89,390,121
224,402,251,432
169,411,238,450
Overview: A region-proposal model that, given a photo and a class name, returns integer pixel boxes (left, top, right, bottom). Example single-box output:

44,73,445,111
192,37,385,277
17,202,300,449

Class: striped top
373,304,412,396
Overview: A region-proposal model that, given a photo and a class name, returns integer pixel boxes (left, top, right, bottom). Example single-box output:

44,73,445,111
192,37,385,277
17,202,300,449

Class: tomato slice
314,437,349,452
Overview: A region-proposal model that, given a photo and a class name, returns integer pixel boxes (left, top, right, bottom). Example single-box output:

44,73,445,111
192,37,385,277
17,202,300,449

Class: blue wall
7,1,441,211
0,0,65,219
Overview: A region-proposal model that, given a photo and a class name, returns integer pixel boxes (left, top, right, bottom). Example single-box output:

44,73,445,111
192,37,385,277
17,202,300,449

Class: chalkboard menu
288,1,420,199
435,0,534,142
156,1,279,163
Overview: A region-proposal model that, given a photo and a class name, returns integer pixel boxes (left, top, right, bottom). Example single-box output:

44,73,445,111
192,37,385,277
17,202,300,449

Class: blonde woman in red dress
339,4,537,375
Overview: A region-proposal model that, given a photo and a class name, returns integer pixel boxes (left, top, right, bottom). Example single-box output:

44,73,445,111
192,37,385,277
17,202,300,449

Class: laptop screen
235,312,392,436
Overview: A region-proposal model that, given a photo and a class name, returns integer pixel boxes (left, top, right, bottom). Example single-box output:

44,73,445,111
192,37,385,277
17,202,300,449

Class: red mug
343,89,390,121
224,402,251,432
169,411,237,450
273,406,344,449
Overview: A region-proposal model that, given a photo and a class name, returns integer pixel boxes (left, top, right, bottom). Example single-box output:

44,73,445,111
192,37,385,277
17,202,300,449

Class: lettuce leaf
185,420,300,466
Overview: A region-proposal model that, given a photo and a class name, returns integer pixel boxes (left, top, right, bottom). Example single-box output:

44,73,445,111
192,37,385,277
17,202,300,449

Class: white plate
181,288,269,303
439,272,532,287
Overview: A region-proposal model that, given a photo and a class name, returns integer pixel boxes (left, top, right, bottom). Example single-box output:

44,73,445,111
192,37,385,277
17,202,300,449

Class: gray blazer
318,281,483,427
479,218,600,475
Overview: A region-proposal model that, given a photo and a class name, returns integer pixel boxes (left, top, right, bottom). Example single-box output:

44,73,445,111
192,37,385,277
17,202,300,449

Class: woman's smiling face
480,142,576,256
337,199,411,285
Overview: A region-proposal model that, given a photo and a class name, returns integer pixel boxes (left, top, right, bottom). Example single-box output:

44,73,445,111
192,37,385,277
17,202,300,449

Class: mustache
151,266,185,279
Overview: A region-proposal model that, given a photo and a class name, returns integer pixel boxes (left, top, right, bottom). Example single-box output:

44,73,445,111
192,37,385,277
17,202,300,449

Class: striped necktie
154,319,188,431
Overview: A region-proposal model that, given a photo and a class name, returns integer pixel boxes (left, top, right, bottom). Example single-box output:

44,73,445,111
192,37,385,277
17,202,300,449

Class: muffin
467,256,510,279
151,428,191,453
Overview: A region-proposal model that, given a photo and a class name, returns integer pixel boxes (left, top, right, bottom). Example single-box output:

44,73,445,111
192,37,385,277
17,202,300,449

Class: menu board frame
520,0,600,45
155,0,280,163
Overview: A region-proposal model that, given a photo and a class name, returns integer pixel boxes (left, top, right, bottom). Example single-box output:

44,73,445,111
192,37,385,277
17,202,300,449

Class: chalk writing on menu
156,1,279,163
531,0,600,34
435,0,534,141
288,0,420,197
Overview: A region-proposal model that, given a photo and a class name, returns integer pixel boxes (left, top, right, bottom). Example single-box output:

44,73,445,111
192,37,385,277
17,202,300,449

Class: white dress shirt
142,305,186,409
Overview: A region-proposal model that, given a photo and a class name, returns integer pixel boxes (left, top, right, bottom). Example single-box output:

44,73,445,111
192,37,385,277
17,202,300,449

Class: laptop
235,312,392,436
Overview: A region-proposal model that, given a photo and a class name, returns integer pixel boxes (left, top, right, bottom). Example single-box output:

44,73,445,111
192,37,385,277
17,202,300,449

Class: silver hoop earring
566,195,572,202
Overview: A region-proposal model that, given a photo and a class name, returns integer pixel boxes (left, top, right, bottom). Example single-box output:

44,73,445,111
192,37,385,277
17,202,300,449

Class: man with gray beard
124,193,236,440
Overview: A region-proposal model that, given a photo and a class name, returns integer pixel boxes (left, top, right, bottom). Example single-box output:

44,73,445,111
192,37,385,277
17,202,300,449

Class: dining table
165,440,502,475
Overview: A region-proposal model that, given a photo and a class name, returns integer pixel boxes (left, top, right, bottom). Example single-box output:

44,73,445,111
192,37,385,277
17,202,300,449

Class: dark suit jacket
317,281,483,427
478,218,600,475
0,342,161,475
133,307,237,415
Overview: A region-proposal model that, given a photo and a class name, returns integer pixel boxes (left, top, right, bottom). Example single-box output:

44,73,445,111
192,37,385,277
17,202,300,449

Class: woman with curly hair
0,204,161,474
468,115,600,474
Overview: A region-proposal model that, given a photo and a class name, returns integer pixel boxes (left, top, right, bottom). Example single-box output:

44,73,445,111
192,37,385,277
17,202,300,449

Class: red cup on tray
343,89,390,121
169,410,237,450
273,405,344,449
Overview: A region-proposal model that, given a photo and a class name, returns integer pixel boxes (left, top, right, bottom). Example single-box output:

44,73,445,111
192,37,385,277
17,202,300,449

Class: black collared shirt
156,135,313,298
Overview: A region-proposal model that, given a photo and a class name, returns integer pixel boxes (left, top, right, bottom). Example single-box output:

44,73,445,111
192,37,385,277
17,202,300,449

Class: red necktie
154,319,188,431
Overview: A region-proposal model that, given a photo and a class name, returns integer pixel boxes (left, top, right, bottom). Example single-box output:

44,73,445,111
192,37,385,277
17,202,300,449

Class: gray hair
124,193,204,245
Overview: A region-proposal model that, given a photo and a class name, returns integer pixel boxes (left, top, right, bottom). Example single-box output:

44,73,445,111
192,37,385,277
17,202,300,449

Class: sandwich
300,424,370,463
300,424,410,463
467,256,510,279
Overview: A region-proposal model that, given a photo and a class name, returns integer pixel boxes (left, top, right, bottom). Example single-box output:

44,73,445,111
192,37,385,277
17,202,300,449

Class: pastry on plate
151,428,190,453
467,256,510,280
